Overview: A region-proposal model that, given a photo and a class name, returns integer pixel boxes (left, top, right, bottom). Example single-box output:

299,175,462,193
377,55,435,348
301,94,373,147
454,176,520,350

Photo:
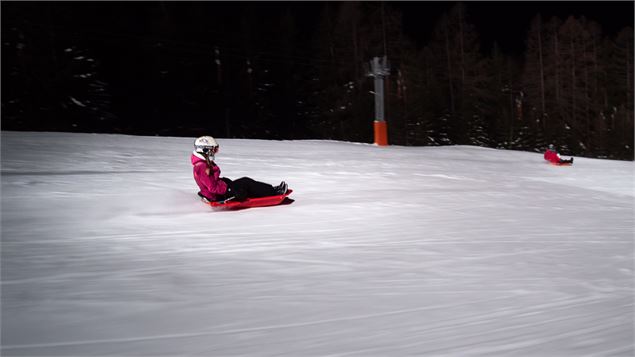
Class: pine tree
607,27,635,159
1,6,116,133
435,4,493,146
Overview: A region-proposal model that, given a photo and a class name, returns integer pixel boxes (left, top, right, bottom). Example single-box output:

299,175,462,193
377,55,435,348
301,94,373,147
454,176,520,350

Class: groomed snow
1,131,633,356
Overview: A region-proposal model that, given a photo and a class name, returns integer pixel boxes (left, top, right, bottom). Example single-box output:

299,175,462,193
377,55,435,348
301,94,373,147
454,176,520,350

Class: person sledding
544,144,573,165
191,136,288,203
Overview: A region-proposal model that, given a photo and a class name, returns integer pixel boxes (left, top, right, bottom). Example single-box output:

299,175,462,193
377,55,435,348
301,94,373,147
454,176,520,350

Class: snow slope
2,131,633,356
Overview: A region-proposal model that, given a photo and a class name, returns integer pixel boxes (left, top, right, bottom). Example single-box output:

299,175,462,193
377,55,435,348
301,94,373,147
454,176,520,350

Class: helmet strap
204,154,214,175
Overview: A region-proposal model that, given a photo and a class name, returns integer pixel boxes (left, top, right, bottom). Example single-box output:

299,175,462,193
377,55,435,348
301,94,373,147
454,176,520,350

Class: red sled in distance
201,189,293,210
549,162,573,166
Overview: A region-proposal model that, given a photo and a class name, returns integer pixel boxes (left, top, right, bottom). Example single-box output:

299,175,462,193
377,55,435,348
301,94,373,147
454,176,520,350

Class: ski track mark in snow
412,173,480,181
0,294,519,351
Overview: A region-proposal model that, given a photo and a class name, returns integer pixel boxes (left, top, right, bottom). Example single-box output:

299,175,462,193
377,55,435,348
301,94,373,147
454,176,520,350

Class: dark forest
2,2,633,159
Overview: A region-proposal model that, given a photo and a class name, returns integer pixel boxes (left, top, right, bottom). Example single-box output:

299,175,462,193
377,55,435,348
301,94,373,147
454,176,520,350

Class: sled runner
200,189,293,210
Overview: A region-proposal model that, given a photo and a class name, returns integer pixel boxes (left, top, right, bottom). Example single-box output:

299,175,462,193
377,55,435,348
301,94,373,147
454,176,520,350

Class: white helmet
194,136,219,159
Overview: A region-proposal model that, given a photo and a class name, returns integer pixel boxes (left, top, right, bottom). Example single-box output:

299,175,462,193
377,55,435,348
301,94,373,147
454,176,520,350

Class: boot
274,181,288,195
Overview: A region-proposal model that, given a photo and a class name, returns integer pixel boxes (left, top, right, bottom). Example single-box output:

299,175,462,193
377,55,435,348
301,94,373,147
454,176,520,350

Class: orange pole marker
374,120,388,146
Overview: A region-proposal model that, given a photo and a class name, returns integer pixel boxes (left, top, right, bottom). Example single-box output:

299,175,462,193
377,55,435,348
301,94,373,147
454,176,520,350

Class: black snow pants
221,177,276,201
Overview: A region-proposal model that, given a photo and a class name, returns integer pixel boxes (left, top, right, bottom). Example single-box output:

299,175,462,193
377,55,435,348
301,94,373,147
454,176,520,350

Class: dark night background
2,1,634,159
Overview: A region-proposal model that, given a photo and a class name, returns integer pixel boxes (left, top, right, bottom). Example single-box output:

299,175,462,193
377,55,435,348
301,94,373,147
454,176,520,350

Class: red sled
548,161,573,166
201,189,293,210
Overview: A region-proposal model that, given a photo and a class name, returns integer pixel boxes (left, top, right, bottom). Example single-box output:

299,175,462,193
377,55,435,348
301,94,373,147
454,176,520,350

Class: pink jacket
544,149,561,163
191,153,228,200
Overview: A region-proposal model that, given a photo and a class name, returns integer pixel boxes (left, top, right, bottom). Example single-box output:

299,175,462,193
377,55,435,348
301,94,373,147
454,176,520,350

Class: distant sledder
191,136,291,209
544,144,574,166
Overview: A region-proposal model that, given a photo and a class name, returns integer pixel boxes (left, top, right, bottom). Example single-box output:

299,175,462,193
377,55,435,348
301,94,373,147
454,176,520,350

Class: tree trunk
571,38,576,127
352,18,360,138
538,18,546,114
593,33,598,97
625,41,631,144
508,60,514,143
584,45,590,149
353,22,358,80
458,5,466,88
445,22,455,114
555,31,560,106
